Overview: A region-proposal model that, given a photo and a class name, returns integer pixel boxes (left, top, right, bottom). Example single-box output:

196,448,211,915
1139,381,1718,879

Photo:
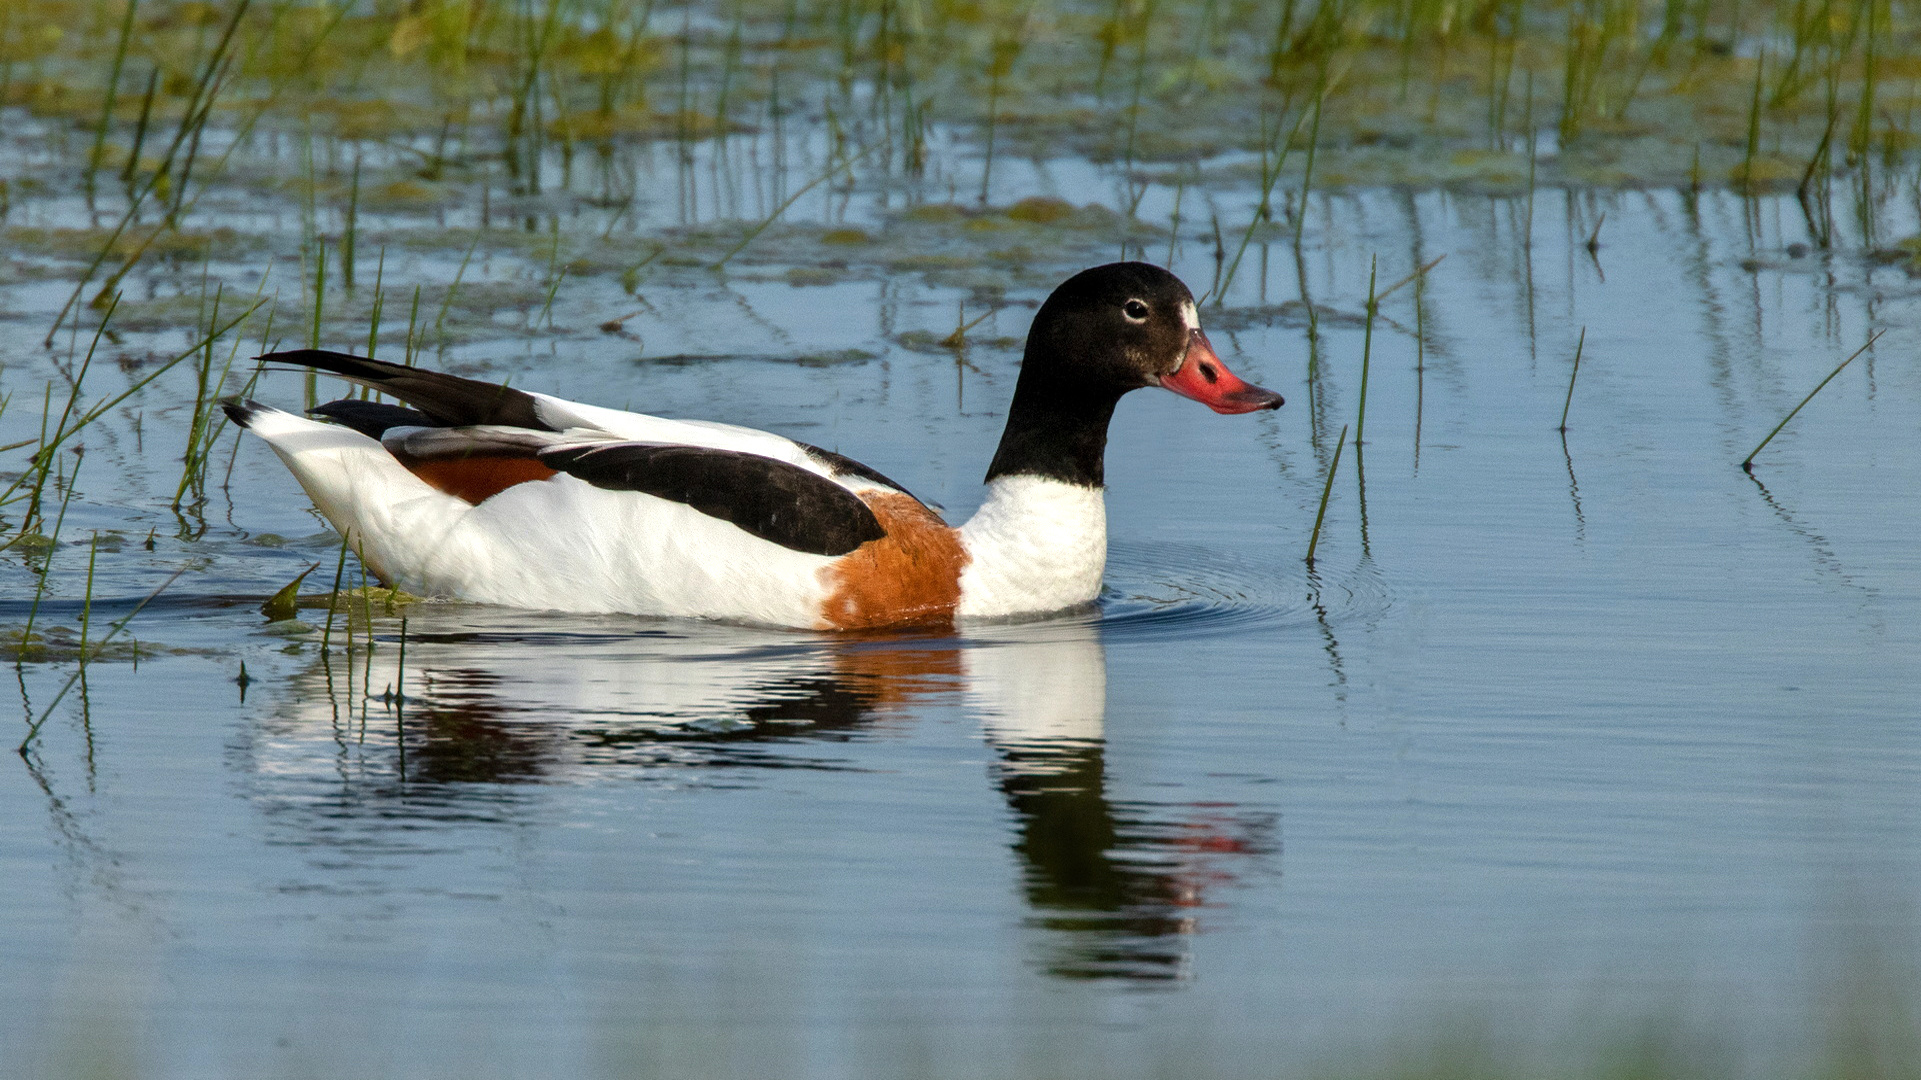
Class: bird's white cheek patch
1181,299,1200,333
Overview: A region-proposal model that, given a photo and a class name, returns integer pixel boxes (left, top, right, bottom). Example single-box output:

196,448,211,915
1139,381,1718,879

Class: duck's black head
984,262,1283,487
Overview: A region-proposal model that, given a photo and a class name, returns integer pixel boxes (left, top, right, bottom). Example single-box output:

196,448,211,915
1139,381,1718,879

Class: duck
224,262,1283,630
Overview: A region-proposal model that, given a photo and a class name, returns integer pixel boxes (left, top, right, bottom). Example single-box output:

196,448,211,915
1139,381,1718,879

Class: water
5,110,1921,1076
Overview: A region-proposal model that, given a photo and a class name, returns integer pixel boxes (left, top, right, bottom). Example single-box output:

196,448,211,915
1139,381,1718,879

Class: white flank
241,405,835,628
956,476,1107,619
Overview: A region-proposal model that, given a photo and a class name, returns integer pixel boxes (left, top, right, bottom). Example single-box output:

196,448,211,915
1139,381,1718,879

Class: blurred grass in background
1,0,1916,207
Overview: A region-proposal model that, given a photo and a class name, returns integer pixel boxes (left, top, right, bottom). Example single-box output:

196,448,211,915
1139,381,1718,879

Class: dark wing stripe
797,442,917,500
309,399,439,438
540,444,885,557
260,349,557,431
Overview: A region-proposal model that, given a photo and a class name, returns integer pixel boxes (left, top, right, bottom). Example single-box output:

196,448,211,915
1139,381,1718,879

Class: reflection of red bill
1158,330,1285,414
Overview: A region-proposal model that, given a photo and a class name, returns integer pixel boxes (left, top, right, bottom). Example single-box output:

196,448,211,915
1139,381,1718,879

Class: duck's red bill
1159,330,1284,414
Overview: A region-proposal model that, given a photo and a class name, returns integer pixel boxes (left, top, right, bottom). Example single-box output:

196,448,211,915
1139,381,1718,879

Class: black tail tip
221,398,260,429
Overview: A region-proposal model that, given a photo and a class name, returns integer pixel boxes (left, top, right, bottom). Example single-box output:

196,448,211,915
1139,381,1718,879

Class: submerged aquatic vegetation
1,0,1913,221
14,561,188,751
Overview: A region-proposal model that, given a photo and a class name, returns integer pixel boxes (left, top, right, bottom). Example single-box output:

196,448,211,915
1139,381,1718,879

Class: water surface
4,108,1921,1077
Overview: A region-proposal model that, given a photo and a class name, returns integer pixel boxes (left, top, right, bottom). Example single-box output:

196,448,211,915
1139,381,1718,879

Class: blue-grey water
4,117,1921,1078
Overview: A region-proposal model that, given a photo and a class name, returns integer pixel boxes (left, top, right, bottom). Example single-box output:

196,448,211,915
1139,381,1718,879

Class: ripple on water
187,541,1391,653
1093,541,1393,644
89,541,1396,659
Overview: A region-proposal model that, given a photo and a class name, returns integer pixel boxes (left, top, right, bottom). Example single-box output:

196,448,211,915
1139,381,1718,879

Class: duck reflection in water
257,609,1272,982
966,640,1273,980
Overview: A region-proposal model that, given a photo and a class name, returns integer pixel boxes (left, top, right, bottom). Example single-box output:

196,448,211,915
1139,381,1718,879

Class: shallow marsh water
6,24,1921,1076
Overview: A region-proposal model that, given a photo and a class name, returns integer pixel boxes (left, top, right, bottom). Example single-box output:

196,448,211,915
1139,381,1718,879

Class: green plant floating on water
1,627,202,665
306,585,424,615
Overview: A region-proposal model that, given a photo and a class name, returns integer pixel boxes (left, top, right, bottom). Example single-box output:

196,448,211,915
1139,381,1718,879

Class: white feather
404,476,834,625
956,476,1107,619
529,394,833,476
238,406,472,586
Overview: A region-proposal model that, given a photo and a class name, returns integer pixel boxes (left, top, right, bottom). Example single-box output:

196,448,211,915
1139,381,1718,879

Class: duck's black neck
982,359,1125,488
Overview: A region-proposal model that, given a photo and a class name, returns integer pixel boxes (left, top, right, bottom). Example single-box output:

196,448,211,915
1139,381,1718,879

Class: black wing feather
540,444,885,557
309,400,439,438
260,349,557,431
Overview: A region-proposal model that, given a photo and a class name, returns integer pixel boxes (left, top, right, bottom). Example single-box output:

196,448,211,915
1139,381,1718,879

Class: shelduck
225,262,1283,630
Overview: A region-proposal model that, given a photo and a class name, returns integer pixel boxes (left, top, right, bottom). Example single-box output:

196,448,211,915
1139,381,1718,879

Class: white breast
956,476,1108,619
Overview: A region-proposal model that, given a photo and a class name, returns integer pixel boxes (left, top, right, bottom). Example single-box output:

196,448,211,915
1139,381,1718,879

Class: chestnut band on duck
227,262,1282,630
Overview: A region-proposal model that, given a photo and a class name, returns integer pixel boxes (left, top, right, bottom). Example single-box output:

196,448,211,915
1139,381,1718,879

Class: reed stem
1220,105,1311,302
395,616,408,707
435,233,483,342
1559,326,1586,432
712,140,882,269
1355,258,1376,447
78,533,99,664
1294,84,1324,250
343,157,361,292
86,0,140,190
310,240,327,349
122,66,157,185
366,248,387,361
1306,424,1348,565
320,533,350,651
20,455,82,653
19,566,188,754
1742,331,1881,470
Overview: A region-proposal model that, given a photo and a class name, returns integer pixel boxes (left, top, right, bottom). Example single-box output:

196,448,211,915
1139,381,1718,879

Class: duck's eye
1122,299,1150,322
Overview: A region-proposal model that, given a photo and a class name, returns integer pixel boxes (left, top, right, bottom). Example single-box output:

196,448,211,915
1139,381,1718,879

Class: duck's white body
239,399,1107,629
231,263,1280,631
